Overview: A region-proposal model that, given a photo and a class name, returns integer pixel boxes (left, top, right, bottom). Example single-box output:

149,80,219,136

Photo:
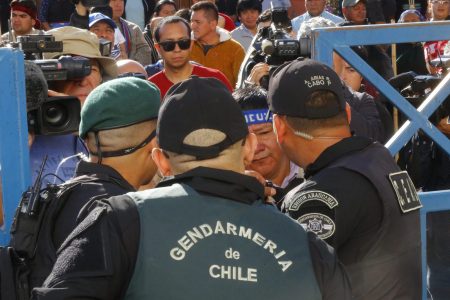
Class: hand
436,116,450,136
246,62,269,86
244,170,276,199
75,2,89,16
41,22,51,31
48,89,69,97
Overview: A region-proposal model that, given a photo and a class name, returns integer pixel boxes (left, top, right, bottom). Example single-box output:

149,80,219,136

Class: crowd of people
0,0,449,299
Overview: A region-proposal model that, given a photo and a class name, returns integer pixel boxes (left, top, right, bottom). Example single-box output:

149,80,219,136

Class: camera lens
43,104,69,128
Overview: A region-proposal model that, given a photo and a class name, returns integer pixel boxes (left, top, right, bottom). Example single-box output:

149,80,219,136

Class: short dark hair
191,1,219,22
236,0,262,16
154,0,177,16
234,86,268,111
154,16,192,42
175,8,191,22
285,90,348,134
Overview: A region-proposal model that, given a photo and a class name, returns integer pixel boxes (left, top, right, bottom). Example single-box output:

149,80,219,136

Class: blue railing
0,48,31,245
311,21,450,300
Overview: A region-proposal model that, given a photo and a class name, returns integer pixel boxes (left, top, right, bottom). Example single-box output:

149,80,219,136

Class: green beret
79,77,161,139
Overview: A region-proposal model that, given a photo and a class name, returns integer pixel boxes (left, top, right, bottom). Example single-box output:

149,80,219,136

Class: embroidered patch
389,171,422,213
298,213,336,239
288,190,338,212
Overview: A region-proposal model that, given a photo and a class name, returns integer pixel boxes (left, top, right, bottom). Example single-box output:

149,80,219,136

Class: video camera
390,71,450,125
239,6,310,89
6,34,91,135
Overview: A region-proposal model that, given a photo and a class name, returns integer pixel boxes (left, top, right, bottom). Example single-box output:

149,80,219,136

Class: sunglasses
158,39,191,51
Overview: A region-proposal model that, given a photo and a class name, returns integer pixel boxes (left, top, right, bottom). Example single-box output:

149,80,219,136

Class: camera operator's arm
69,1,89,30
245,62,269,86
39,0,51,31
343,84,385,142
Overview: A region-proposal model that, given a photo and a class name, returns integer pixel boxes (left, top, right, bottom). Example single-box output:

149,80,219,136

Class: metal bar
419,191,450,300
0,48,31,245
312,21,450,46
312,23,450,300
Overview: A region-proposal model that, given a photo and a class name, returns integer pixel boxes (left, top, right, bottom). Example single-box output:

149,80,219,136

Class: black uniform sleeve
31,195,140,300
284,167,382,263
307,232,352,300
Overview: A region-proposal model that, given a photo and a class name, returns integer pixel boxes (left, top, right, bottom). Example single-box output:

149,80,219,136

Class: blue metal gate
311,21,450,299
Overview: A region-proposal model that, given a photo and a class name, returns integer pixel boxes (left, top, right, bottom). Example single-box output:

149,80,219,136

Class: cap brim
89,19,117,29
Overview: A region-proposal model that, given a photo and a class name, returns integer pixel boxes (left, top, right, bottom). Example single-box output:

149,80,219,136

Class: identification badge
388,171,422,213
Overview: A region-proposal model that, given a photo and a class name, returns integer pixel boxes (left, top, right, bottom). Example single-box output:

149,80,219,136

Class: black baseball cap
157,76,249,160
268,58,346,119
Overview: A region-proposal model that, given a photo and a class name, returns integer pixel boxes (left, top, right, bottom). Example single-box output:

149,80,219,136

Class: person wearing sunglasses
149,16,233,99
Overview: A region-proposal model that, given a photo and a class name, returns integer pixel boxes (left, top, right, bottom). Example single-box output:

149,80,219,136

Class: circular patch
297,213,336,240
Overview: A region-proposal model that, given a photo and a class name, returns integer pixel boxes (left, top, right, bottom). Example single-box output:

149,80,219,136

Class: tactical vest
125,184,322,300
328,142,421,300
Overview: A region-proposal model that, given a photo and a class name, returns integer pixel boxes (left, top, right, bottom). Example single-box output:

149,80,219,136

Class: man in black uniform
28,77,161,291
269,58,422,300
32,76,351,300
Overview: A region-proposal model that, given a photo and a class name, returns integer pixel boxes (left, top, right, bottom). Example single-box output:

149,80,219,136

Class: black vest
329,142,421,300
125,184,322,300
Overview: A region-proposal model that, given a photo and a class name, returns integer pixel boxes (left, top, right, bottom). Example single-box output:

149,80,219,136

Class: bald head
117,59,147,77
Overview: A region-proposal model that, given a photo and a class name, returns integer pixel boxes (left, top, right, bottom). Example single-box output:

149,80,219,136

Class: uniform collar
157,167,265,205
75,160,135,191
305,136,374,178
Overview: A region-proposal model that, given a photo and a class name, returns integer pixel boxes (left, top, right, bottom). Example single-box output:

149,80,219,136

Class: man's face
248,122,287,181
340,60,363,91
158,4,176,17
11,10,35,35
401,12,421,23
430,0,449,20
55,59,102,105
239,9,259,30
191,10,216,41
156,22,191,69
90,21,115,44
345,2,367,24
305,0,326,17
110,0,124,20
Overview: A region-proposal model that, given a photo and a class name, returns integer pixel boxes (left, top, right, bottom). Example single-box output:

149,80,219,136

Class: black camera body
27,96,81,135
34,56,91,81
15,34,63,59
394,73,450,125
239,7,310,89
6,34,91,135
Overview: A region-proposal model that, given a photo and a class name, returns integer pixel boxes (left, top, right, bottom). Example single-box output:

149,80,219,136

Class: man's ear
273,114,287,144
151,148,172,176
243,133,257,167
345,103,352,124
154,43,163,56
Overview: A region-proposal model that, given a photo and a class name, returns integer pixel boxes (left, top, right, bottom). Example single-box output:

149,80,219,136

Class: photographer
30,26,118,183
242,12,385,142
1,0,41,44
395,73,450,299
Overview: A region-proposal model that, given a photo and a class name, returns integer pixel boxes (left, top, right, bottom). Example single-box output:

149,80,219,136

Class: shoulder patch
57,205,107,254
288,190,339,212
297,213,336,240
388,171,422,213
